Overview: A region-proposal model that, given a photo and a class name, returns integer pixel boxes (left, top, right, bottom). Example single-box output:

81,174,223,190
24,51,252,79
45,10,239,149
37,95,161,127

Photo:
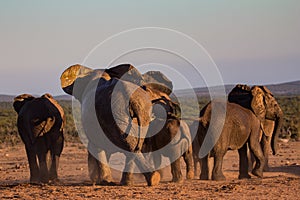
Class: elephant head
13,94,35,114
250,86,283,155
228,84,284,155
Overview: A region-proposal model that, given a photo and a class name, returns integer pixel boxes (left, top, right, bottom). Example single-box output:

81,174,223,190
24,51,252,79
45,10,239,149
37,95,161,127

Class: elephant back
105,64,144,86
228,84,252,109
142,71,173,95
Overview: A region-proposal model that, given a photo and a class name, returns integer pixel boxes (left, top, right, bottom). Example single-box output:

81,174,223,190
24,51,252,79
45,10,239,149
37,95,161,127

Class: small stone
285,161,290,165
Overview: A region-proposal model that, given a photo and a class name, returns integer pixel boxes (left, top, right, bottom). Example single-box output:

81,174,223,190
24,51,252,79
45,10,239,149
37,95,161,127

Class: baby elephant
13,93,65,183
191,101,265,181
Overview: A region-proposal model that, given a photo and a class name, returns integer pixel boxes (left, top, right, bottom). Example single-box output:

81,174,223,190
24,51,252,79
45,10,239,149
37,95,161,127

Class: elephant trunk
271,114,283,155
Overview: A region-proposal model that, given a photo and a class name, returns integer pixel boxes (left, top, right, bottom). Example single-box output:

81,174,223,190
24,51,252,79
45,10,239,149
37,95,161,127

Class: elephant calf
191,101,265,181
143,118,194,183
13,93,65,183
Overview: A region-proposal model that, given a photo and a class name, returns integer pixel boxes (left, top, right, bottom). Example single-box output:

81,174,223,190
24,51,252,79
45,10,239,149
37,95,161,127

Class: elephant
60,63,178,186
142,97,194,183
228,84,284,171
191,101,265,181
13,93,65,183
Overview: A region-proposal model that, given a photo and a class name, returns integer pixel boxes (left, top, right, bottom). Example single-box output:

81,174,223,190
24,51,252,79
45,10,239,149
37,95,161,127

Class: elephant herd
13,64,283,186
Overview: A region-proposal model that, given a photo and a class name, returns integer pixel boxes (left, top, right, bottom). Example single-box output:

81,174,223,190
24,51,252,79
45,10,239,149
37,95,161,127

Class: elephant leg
212,153,226,181
151,152,164,177
238,143,251,179
193,157,200,178
261,134,270,171
98,151,113,184
200,155,209,180
171,158,183,183
36,138,49,183
249,137,265,178
25,145,39,183
49,134,64,182
131,152,160,186
88,152,100,185
88,151,113,185
183,146,194,179
247,148,256,172
120,154,135,186
88,141,113,185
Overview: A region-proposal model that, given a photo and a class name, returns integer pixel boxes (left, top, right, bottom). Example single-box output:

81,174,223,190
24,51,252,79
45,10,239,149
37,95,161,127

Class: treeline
0,95,299,145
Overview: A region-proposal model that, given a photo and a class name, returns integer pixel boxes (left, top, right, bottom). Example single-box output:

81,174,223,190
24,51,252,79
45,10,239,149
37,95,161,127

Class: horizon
1,79,300,97
1,1,299,96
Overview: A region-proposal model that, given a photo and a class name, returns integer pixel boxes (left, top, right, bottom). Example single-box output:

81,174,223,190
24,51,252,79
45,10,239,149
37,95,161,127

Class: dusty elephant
13,93,65,183
60,64,176,186
228,84,284,171
191,101,265,181
142,97,194,183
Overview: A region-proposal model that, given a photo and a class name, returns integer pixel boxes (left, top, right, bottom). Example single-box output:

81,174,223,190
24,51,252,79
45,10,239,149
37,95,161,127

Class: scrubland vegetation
0,95,299,145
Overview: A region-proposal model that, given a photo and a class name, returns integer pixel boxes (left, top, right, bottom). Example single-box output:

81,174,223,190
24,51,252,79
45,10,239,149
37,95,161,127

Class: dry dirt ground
0,140,299,199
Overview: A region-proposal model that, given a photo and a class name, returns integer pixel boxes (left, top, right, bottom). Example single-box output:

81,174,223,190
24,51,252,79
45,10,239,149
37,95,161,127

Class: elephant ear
105,64,144,86
13,94,35,114
250,86,266,121
142,71,173,95
60,64,110,100
260,86,273,96
41,93,65,129
60,64,94,95
258,86,282,120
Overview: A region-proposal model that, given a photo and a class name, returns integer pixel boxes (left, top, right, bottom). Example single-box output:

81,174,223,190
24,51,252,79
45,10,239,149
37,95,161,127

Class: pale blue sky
0,0,299,95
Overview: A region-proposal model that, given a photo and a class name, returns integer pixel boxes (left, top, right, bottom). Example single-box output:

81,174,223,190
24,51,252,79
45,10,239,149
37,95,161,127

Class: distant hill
0,95,15,102
175,80,300,97
0,94,72,102
1,80,299,102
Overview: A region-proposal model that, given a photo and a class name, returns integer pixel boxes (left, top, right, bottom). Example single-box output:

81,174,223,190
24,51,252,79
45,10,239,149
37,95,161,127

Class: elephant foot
172,176,183,183
252,169,263,178
39,175,50,184
49,178,60,184
49,174,58,182
186,170,194,180
30,176,40,184
98,180,118,186
146,171,161,186
200,173,209,180
30,179,40,185
238,173,251,179
212,173,226,181
120,172,133,186
263,165,270,172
